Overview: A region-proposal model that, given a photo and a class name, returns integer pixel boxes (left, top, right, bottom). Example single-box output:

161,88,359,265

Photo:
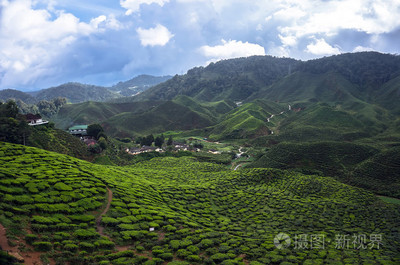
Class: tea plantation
0,141,399,264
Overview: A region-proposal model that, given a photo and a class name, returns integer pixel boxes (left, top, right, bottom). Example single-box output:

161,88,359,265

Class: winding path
0,223,47,265
96,186,113,237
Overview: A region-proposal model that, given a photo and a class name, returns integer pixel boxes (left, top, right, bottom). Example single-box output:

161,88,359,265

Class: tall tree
167,135,173,146
87,124,104,139
155,135,164,148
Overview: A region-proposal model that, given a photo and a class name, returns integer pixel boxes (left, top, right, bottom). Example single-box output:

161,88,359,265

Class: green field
0,142,399,264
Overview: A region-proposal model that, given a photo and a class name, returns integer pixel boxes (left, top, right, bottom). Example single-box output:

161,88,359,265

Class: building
25,113,49,126
68,125,88,136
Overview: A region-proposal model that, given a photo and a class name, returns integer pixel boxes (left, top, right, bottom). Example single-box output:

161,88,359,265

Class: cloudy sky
1,0,400,91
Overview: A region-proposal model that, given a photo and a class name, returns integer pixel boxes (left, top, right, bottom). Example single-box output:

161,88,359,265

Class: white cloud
353,46,375,52
136,24,174,47
200,39,266,62
120,0,169,15
279,0,400,37
279,34,297,47
0,0,119,88
272,5,307,21
306,38,341,56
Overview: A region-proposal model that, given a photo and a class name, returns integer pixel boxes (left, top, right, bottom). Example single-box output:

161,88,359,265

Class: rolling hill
134,52,400,114
0,75,171,106
102,101,215,137
0,142,399,264
133,56,299,102
109,74,172,97
52,101,164,130
207,100,287,140
35,83,121,103
51,95,238,137
0,89,37,104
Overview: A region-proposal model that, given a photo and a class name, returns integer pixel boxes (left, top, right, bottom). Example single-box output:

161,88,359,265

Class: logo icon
274,233,291,249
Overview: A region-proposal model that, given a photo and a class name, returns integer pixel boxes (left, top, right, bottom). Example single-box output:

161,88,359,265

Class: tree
141,134,154,146
98,137,107,150
155,135,165,148
0,100,19,118
87,124,104,139
53,97,67,109
193,142,203,149
167,135,173,146
0,101,30,144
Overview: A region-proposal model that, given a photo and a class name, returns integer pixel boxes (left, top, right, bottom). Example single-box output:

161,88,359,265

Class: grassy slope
206,100,287,140
0,142,399,264
247,141,400,198
52,101,163,129
134,56,299,102
375,74,400,114
27,125,92,161
172,95,236,122
250,71,361,104
102,101,214,137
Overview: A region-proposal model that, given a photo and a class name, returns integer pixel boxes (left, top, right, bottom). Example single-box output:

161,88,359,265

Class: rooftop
68,125,88,131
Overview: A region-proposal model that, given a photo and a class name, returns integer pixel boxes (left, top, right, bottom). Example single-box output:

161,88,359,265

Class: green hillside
246,141,400,198
0,142,399,264
27,125,92,161
102,101,214,137
52,101,163,129
374,74,400,114
250,71,361,103
0,89,37,104
133,52,400,115
207,100,287,140
172,95,236,122
35,83,121,103
134,56,299,102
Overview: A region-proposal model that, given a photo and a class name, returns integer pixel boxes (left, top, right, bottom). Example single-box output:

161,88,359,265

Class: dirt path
0,223,51,265
96,186,113,237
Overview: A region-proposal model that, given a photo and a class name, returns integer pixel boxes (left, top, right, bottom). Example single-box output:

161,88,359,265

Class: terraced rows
0,142,399,264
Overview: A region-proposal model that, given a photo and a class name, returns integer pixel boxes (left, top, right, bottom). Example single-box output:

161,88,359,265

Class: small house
25,113,49,126
208,149,221,155
141,146,156,152
68,125,88,136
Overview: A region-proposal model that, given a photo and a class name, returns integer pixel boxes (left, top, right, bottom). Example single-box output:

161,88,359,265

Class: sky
0,0,400,91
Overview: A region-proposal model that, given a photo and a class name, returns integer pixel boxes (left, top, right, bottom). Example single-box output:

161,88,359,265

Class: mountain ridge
0,74,171,104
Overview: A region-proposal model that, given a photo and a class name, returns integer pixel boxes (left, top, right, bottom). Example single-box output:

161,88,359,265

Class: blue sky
1,0,400,91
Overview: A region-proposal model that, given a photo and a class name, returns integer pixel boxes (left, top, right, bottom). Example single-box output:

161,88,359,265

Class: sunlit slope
172,95,236,122
52,101,162,129
102,101,214,137
207,100,287,140
0,142,399,264
250,71,361,103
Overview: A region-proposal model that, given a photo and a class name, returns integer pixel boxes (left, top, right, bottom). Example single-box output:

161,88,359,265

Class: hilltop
109,75,172,98
0,75,171,105
134,52,400,112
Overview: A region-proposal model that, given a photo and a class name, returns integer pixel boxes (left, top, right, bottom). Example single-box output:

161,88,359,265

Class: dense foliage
0,142,399,264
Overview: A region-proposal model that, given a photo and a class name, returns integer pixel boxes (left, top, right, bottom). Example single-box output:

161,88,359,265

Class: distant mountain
35,82,121,103
133,56,299,102
0,89,36,104
51,96,235,137
134,52,400,114
109,74,172,97
0,75,171,105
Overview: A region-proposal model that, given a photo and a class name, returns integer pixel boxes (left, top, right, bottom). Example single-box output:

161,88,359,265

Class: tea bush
0,142,399,264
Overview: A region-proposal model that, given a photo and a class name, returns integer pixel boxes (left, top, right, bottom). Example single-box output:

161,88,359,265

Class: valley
1,52,400,264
